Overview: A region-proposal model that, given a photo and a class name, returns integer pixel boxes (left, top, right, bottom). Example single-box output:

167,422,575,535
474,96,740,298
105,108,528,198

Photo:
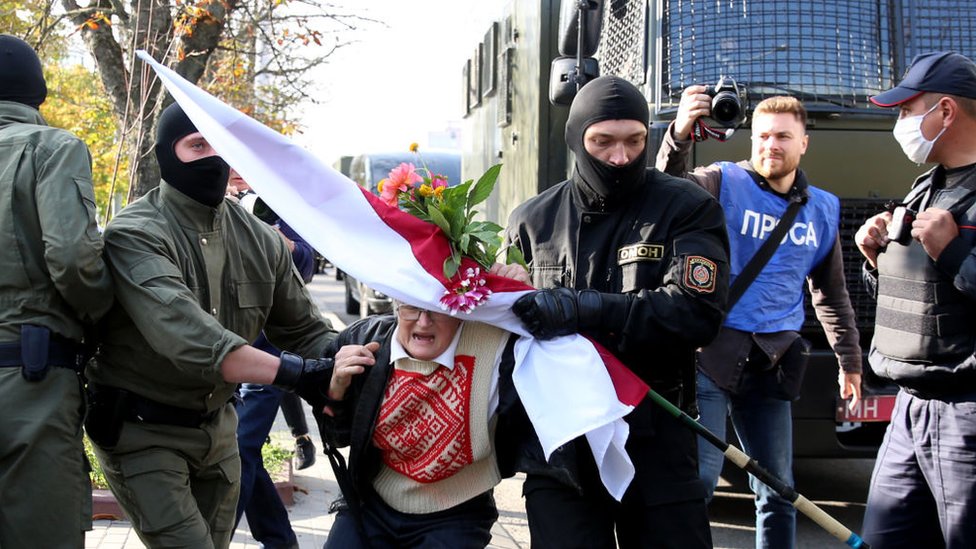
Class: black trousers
524,400,712,549
324,490,497,549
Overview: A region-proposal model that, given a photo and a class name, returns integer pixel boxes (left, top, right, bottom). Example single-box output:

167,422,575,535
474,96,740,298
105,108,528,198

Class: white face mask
893,103,946,164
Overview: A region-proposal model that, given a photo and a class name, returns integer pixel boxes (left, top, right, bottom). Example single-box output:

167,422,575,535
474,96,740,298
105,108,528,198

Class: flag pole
645,388,871,548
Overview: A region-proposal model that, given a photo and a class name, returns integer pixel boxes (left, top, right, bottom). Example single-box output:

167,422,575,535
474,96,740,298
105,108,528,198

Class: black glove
512,287,604,340
274,352,334,410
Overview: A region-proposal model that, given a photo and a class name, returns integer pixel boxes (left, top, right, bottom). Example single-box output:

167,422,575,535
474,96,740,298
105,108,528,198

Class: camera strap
728,195,803,309
692,119,735,142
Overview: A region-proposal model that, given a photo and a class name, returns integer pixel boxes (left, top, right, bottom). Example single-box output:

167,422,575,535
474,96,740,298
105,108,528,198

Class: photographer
656,90,862,548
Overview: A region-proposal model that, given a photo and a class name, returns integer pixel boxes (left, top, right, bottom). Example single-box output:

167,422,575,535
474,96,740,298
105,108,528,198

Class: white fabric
137,51,636,500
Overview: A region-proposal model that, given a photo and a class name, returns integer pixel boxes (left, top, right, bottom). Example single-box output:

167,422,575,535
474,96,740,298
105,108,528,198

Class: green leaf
453,179,473,198
400,199,428,219
427,205,452,235
471,231,502,245
468,220,503,234
459,233,470,252
443,255,460,279
483,241,500,262
448,207,466,240
506,245,527,268
468,164,502,208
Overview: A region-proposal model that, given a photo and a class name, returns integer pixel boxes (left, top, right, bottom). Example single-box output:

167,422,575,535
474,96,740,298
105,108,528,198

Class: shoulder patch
683,256,717,294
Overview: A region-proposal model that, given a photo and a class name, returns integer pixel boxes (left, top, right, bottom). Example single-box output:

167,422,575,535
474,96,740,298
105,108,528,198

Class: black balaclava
154,102,229,208
0,34,47,109
565,76,650,204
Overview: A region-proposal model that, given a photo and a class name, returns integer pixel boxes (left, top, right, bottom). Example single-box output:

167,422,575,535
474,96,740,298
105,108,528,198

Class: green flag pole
645,388,871,548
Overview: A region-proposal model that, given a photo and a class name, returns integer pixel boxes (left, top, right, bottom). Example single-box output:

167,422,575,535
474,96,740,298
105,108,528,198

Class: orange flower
409,142,420,153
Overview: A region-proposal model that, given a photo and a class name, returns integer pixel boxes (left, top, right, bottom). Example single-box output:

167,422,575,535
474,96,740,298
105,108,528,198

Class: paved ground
81,272,875,548
85,424,530,549
86,409,530,549
85,276,531,549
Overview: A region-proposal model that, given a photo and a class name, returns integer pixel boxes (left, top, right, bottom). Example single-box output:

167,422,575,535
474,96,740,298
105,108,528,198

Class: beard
753,154,800,182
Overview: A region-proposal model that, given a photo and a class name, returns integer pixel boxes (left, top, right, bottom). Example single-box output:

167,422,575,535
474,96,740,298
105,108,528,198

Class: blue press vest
718,162,839,332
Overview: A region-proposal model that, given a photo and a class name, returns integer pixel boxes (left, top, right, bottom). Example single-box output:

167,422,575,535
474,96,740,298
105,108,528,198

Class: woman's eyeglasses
396,305,435,322
397,305,450,322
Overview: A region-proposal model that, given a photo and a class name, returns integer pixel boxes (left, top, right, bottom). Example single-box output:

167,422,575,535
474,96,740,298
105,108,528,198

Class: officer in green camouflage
0,35,114,548
86,102,337,548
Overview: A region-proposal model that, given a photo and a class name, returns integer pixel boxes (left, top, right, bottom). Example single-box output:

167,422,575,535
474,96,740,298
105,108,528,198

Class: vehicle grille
596,0,648,88
654,0,976,110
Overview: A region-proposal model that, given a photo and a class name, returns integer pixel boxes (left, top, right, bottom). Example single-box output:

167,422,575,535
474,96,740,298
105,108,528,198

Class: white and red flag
137,51,649,500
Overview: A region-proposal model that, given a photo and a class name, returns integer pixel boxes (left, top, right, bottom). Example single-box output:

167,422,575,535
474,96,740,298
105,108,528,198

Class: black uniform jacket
315,315,528,507
505,167,730,390
504,167,730,500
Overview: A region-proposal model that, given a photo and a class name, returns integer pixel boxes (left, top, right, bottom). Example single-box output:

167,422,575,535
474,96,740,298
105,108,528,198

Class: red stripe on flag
361,188,454,286
586,336,650,407
361,187,643,407
361,187,535,293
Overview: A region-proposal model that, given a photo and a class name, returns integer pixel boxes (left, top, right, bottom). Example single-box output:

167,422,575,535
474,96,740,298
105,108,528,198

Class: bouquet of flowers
376,144,526,312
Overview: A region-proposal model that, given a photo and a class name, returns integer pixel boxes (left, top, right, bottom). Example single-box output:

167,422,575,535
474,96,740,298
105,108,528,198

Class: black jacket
315,315,527,507
505,168,730,391
504,168,730,500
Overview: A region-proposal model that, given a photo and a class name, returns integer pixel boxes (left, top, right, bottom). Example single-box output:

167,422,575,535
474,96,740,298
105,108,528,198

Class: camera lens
252,198,280,226
711,92,741,125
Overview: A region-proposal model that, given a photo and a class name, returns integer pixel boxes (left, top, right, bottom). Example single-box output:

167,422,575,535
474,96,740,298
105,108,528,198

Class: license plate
836,395,897,422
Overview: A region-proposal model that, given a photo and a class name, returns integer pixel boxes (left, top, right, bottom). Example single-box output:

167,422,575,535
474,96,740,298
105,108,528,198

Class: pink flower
430,175,448,189
439,267,492,313
379,163,423,207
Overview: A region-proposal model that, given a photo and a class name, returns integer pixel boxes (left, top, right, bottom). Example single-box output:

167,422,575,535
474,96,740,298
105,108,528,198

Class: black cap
871,51,976,107
0,34,47,109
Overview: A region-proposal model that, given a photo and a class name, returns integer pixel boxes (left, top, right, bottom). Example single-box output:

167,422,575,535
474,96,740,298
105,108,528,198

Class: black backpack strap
320,422,372,548
727,196,804,310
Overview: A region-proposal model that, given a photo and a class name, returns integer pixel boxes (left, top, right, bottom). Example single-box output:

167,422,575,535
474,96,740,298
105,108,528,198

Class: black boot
294,434,316,470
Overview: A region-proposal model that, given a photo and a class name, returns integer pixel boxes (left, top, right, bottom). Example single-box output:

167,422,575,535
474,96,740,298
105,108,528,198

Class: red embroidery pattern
372,355,475,483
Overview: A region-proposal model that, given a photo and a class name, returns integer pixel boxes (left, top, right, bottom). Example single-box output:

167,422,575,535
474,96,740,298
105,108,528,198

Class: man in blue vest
657,94,862,548
855,50,976,549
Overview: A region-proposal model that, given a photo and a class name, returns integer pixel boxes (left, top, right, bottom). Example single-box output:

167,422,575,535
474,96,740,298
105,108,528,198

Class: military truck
461,0,976,457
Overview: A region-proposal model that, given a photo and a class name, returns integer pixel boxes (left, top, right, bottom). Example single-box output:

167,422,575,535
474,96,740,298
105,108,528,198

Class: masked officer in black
505,76,729,548
855,51,976,549
86,103,337,548
0,35,114,547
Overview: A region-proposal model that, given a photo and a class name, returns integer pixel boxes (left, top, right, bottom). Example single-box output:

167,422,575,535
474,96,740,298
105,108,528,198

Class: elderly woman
318,266,531,549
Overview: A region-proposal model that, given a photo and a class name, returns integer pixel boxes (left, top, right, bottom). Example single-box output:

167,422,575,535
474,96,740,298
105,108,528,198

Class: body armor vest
875,176,976,364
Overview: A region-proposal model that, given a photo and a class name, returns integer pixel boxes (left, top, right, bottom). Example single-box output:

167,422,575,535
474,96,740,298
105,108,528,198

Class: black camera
708,76,746,128
238,191,281,226
888,205,916,246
